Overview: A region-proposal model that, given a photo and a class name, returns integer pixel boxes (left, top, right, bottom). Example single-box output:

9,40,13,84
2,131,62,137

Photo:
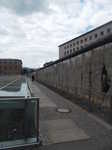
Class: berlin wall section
36,43,112,108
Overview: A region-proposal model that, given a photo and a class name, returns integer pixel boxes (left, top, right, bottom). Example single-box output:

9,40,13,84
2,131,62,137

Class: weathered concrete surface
28,79,112,150
36,43,112,109
40,119,89,144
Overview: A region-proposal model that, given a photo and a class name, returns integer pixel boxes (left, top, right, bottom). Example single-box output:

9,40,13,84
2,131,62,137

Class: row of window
0,61,21,64
64,48,75,56
64,45,86,56
0,72,19,74
64,28,111,50
0,66,19,69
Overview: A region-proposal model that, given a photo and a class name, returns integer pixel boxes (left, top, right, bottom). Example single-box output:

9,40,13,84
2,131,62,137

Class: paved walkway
28,79,112,150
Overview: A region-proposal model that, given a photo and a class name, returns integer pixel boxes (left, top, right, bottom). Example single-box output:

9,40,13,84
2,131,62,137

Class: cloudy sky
0,0,112,68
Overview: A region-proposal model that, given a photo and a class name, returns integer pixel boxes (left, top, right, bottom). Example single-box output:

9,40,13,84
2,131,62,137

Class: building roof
58,20,112,47
0,58,22,63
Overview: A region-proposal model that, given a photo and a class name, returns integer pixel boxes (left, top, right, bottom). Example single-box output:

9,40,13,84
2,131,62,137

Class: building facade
0,59,22,75
59,21,112,58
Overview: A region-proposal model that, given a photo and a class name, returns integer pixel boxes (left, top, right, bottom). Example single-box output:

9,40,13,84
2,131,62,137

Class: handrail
0,97,39,101
25,78,34,97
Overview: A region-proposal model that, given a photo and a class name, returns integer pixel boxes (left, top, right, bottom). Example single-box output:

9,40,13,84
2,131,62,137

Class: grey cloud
0,0,50,15
0,0,112,68
0,50,4,53
0,26,9,35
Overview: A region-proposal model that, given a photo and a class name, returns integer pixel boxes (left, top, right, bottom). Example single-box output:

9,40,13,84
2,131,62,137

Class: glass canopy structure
0,76,40,149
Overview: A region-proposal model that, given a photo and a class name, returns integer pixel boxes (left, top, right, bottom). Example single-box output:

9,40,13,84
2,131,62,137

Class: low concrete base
0,137,40,150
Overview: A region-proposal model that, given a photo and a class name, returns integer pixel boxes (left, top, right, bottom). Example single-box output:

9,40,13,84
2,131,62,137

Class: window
64,51,66,56
64,46,66,49
73,43,75,46
70,49,72,54
70,44,72,47
77,47,79,50
80,39,83,44
67,50,69,54
107,28,111,33
95,33,98,38
89,36,92,40
77,41,79,45
85,38,87,42
73,48,75,52
4,66,7,70
67,45,69,48
100,31,104,36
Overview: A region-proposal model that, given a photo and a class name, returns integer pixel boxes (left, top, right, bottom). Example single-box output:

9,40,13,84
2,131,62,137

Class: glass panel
0,98,39,148
0,77,30,98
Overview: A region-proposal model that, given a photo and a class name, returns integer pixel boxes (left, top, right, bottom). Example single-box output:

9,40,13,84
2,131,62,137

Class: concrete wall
36,43,112,108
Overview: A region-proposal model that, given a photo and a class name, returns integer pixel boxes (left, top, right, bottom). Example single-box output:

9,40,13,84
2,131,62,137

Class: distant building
59,20,112,58
22,67,35,75
0,59,22,75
